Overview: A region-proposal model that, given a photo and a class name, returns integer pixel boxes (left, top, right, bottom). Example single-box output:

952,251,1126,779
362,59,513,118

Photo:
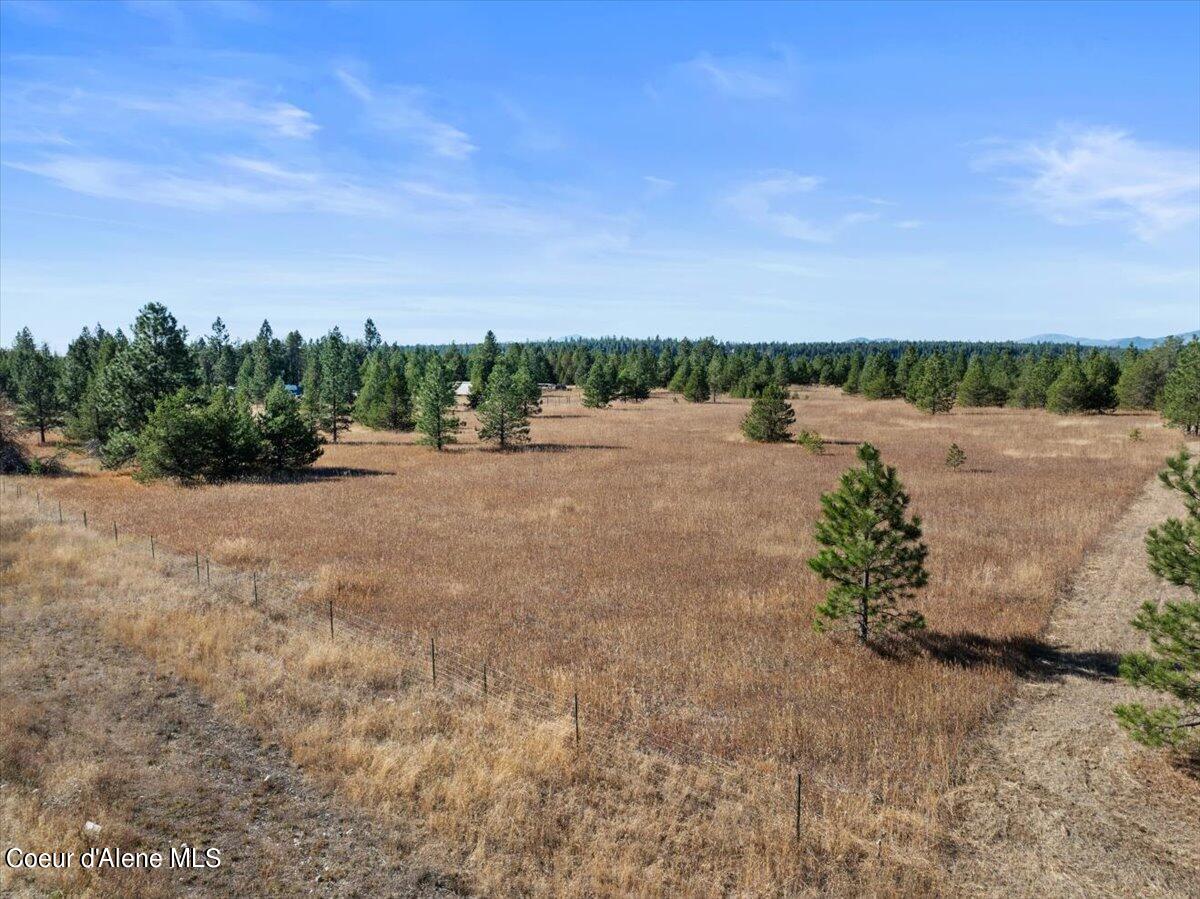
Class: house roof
454,381,472,396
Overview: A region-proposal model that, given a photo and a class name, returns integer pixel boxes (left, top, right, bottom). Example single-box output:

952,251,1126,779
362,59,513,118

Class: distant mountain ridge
1018,330,1199,349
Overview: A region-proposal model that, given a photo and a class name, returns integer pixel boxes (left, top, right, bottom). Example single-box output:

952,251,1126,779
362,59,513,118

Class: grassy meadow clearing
30,388,1180,802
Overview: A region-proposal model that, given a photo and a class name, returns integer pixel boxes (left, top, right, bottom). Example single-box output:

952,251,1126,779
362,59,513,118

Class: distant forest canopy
2,303,1199,464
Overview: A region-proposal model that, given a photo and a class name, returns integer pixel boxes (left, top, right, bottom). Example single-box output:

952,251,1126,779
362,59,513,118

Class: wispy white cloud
335,68,475,159
2,77,317,140
5,155,386,214
725,172,880,242
643,175,675,198
975,126,1200,240
681,50,794,100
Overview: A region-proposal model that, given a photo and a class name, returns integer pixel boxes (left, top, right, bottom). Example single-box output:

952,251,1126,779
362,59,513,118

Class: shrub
796,429,825,454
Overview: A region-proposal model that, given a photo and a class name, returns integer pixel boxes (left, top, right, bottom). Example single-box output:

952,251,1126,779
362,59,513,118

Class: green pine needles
741,382,795,442
809,443,929,644
1115,449,1200,760
414,356,463,450
476,365,531,449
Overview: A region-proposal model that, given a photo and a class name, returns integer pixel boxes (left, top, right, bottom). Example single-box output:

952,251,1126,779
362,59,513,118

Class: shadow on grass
266,466,391,482
510,443,626,453
875,630,1121,682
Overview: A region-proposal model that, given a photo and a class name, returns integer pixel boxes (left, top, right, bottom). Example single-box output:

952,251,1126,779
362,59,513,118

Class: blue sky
2,0,1198,349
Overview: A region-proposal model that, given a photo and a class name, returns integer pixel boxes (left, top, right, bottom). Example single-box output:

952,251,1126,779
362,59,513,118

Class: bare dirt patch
946,464,1200,897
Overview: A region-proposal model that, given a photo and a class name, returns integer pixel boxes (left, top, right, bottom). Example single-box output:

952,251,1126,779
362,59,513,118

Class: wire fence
2,475,883,890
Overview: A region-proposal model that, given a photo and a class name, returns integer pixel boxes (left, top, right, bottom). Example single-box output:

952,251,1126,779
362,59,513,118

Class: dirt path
0,582,458,897
947,464,1200,897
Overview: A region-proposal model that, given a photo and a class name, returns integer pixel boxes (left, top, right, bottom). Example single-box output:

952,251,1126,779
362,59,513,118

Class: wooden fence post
430,636,437,685
252,571,258,605
113,522,118,543
58,502,63,525
150,535,155,559
205,557,210,584
795,772,803,841
482,661,488,698
82,510,87,529
328,599,334,639
195,552,200,583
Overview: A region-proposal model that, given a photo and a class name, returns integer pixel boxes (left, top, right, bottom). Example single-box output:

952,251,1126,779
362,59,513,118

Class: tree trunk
38,421,46,444
858,570,870,643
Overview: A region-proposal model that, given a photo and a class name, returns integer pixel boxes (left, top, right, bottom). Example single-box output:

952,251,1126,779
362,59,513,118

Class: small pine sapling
945,443,966,469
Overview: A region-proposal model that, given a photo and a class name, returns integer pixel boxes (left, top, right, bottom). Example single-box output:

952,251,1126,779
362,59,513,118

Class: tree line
2,304,1198,479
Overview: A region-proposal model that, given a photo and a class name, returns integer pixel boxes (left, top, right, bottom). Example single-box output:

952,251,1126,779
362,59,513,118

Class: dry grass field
16,387,1185,893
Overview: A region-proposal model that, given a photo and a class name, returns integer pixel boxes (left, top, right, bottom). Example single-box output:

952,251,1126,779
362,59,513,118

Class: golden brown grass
1,506,908,896
20,388,1183,893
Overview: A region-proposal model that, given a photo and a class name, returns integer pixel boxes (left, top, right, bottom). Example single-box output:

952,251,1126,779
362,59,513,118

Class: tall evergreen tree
96,302,196,447
1082,350,1120,413
1161,340,1200,436
1046,354,1089,414
355,352,412,430
910,352,956,415
14,341,64,443
318,328,354,443
860,352,898,400
809,443,928,643
682,365,711,402
476,365,531,449
1114,450,1199,759
956,355,994,407
258,380,324,472
740,382,795,442
582,360,615,408
468,330,500,407
512,361,543,416
363,318,382,352
414,355,462,450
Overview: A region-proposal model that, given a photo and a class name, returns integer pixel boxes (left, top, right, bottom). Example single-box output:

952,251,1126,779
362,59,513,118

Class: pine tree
1082,350,1119,413
910,353,956,415
354,352,411,430
582,360,614,408
842,353,863,394
1161,340,1200,436
512,361,543,416
258,380,324,472
363,318,382,352
14,341,64,444
1046,354,1089,414
476,365,531,449
202,388,263,481
809,443,928,643
859,352,898,400
956,356,993,407
741,382,795,442
1114,450,1199,758
945,443,966,469
96,302,197,439
318,328,354,443
682,365,711,402
468,330,500,407
414,355,462,450
1010,355,1055,408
